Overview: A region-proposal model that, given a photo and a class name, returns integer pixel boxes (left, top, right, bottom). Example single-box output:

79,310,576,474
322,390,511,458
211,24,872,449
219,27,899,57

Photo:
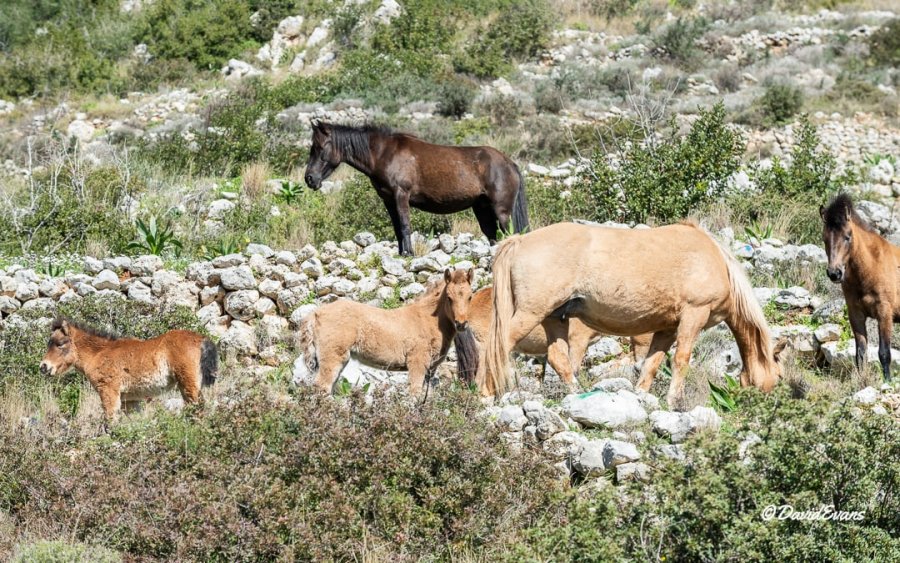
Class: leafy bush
653,16,709,68
136,0,258,69
579,102,744,224
759,82,804,125
455,0,554,78
476,94,524,127
867,18,900,67
0,388,564,560
732,115,851,243
533,80,567,114
436,78,477,118
127,216,183,256
0,164,138,256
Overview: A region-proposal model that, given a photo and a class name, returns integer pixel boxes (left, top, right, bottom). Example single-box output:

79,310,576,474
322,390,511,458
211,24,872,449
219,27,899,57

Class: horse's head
40,319,77,377
820,194,855,283
304,121,340,190
442,268,474,332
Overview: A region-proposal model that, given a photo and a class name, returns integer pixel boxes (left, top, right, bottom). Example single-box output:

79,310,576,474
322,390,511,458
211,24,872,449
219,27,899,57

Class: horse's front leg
394,189,413,256
848,305,868,375
876,306,893,382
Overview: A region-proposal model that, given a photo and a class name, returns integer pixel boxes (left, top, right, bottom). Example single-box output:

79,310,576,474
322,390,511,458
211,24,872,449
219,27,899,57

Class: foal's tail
299,312,319,376
484,236,523,397
454,328,481,385
200,339,218,387
511,164,529,234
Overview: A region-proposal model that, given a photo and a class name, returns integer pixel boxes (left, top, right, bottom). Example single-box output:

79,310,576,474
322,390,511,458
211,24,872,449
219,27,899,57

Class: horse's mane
52,317,121,340
823,193,876,234
321,122,400,163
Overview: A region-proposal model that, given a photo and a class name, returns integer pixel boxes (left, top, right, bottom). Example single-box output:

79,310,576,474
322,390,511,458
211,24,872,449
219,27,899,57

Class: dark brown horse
821,194,900,382
303,122,529,255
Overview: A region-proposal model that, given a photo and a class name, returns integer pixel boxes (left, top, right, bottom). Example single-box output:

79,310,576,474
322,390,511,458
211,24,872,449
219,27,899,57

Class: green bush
455,0,554,78
436,78,477,118
868,18,900,67
759,82,804,125
476,94,524,127
533,80,567,114
136,0,258,69
732,115,851,243
0,165,138,256
653,16,709,68
579,102,744,224
0,387,564,560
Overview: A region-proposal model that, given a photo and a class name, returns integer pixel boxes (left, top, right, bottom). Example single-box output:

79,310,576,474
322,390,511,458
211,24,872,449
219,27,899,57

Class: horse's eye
844,234,852,243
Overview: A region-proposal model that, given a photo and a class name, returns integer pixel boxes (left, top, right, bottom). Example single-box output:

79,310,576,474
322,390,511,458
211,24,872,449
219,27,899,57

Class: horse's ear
819,205,826,220
466,267,474,284
59,320,70,336
315,121,331,137
444,268,452,283
773,338,788,361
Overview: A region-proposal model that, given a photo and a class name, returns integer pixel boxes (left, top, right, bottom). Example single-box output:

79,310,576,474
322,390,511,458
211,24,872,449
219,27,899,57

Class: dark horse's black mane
323,122,397,163
52,317,121,340
823,193,876,233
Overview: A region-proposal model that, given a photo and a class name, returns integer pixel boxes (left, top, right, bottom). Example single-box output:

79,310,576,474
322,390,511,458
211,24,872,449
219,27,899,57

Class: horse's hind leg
543,318,576,389
635,331,676,392
876,306,893,382
667,307,710,410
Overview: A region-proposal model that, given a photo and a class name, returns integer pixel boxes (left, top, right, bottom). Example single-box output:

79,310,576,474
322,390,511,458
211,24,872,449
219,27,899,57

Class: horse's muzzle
39,362,51,376
455,321,469,331
304,173,320,190
826,267,844,283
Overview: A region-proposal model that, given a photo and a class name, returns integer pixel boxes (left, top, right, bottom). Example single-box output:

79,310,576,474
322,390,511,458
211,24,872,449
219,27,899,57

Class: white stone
92,269,120,291
224,290,260,321
561,389,648,429
219,266,257,291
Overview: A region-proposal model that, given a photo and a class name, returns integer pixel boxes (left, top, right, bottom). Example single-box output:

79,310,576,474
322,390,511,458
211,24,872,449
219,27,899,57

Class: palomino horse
821,193,900,382
300,268,474,395
40,319,217,420
303,122,528,255
483,222,786,406
455,286,653,385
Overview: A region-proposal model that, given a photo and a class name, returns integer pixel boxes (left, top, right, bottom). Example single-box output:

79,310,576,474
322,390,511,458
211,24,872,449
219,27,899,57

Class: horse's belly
410,194,474,214
119,362,174,398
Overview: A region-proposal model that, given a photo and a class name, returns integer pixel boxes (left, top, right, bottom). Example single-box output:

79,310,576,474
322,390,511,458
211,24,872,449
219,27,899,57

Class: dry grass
451,216,481,236
241,161,271,201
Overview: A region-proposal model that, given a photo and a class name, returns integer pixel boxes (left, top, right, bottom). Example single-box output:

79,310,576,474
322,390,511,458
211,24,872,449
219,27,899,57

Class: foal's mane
52,317,121,340
823,193,876,234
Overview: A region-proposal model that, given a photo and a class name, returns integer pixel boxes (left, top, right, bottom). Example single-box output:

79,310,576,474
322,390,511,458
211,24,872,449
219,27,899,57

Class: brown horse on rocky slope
821,193,900,382
303,122,528,255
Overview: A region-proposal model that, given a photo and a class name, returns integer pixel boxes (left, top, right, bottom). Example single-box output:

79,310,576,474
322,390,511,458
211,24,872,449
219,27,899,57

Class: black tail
454,328,480,385
512,164,529,233
200,339,218,387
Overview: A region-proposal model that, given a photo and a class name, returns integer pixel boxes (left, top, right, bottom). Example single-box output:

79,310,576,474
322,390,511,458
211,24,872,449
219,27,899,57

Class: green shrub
0,165,138,256
579,102,744,224
731,115,852,243
533,80,567,114
136,0,258,69
868,18,900,67
455,0,554,78
436,78,477,119
476,94,524,127
0,387,564,560
759,82,804,125
653,16,709,68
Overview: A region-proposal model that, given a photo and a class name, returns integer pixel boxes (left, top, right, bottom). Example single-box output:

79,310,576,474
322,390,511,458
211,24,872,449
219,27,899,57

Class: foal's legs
314,350,350,394
848,305,868,375
635,331,676,392
667,307,710,408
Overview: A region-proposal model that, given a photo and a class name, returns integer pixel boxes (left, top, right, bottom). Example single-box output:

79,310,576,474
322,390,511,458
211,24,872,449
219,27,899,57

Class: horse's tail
485,236,523,396
454,328,480,385
200,338,218,387
299,311,319,376
713,236,776,389
511,164,529,234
